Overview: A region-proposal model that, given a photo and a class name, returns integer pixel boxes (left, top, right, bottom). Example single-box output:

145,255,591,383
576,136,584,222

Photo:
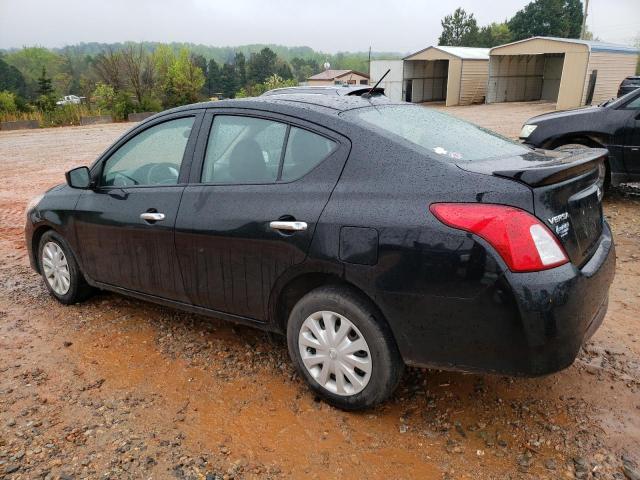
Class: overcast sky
0,0,638,53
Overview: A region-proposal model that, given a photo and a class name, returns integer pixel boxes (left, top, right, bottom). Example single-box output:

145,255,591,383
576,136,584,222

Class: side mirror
65,166,92,189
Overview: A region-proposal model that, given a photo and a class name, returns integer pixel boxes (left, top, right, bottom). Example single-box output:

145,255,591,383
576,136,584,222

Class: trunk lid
458,148,607,267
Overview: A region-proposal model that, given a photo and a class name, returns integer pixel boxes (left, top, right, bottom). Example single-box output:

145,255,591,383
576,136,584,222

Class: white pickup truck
56,95,85,106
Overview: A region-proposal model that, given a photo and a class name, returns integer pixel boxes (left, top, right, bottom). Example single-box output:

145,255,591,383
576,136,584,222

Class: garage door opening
487,53,564,103
403,59,449,103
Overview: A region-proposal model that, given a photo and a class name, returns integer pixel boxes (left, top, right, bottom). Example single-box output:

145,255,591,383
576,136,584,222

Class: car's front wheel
554,142,591,151
554,142,611,190
287,285,403,410
38,231,92,304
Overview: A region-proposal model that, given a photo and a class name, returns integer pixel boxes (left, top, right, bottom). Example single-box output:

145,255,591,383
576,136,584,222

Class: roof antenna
362,69,390,98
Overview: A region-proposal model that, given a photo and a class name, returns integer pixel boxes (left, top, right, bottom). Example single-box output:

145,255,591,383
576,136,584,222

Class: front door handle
269,221,307,232
140,212,166,222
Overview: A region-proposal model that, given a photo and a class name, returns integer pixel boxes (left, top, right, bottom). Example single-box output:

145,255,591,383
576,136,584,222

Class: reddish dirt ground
0,106,639,480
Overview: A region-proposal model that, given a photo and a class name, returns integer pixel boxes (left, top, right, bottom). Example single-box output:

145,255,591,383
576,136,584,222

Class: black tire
287,285,403,410
38,230,93,305
553,142,591,152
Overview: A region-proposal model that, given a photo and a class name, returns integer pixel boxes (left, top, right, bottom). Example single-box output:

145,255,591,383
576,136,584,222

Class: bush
14,95,30,113
93,83,116,112
112,92,135,121
35,94,56,112
41,104,95,127
138,95,162,113
0,90,18,113
92,83,158,120
236,75,297,98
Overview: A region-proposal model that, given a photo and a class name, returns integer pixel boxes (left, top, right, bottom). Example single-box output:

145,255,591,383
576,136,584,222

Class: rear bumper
503,220,615,375
391,222,615,376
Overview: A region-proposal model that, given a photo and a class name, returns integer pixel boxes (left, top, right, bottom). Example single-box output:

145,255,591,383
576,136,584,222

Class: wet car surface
24,95,615,409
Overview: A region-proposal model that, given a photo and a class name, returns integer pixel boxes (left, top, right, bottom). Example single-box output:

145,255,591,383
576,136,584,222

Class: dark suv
25,95,615,409
520,87,640,187
618,76,640,97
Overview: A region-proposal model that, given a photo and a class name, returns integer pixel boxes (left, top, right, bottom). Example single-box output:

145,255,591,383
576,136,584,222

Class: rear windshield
342,105,529,162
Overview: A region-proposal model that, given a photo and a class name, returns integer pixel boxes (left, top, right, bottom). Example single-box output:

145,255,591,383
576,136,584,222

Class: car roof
261,85,385,97
155,94,397,122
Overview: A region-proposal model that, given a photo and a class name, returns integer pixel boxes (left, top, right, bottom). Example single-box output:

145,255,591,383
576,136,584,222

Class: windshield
605,87,640,109
342,105,529,162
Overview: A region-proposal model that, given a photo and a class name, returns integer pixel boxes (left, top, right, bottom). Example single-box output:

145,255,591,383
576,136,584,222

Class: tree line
0,43,384,122
438,0,585,48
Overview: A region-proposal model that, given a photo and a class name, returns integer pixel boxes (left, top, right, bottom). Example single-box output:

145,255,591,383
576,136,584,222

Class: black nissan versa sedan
25,94,616,410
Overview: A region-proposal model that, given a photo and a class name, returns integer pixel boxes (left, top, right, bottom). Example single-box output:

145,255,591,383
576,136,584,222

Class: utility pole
580,0,590,39
368,46,372,76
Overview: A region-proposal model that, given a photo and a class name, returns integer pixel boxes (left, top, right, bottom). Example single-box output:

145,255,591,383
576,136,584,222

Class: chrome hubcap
298,311,372,396
41,241,70,295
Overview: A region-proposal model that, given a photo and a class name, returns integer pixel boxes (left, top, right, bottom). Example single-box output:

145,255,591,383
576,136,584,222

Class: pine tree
37,66,53,96
247,48,277,84
234,52,246,88
276,61,294,80
220,63,237,99
207,58,221,96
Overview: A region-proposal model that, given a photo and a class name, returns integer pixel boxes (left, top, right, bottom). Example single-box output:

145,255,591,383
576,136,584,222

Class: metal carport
488,37,639,110
402,46,490,106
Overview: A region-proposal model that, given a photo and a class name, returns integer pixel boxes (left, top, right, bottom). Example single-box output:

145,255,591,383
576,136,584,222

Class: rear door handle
269,221,307,232
140,212,166,222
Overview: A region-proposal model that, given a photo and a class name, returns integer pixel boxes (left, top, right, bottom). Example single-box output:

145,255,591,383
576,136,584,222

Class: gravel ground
430,100,557,139
1,105,639,479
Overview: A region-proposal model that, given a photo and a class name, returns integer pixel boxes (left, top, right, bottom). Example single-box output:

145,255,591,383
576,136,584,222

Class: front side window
202,116,287,183
102,117,194,187
342,105,529,162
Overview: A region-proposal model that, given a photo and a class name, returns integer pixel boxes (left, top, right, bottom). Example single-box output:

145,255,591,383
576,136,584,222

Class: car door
73,111,204,301
174,109,350,321
621,93,640,174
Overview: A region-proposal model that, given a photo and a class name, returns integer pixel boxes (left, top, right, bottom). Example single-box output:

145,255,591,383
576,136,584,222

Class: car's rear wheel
287,285,403,410
38,231,92,304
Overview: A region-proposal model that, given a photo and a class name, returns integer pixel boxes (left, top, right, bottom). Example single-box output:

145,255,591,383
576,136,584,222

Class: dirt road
1,108,639,479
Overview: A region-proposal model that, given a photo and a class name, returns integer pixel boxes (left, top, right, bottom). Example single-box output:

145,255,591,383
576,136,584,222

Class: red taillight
430,203,569,273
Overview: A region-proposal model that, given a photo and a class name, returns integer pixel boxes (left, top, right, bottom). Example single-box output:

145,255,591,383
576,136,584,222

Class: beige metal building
370,59,404,101
487,37,639,110
306,69,370,86
403,46,490,106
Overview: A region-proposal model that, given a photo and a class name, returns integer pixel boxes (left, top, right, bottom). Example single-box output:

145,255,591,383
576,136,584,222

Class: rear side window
202,116,287,183
201,115,336,184
342,105,529,162
281,127,336,181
